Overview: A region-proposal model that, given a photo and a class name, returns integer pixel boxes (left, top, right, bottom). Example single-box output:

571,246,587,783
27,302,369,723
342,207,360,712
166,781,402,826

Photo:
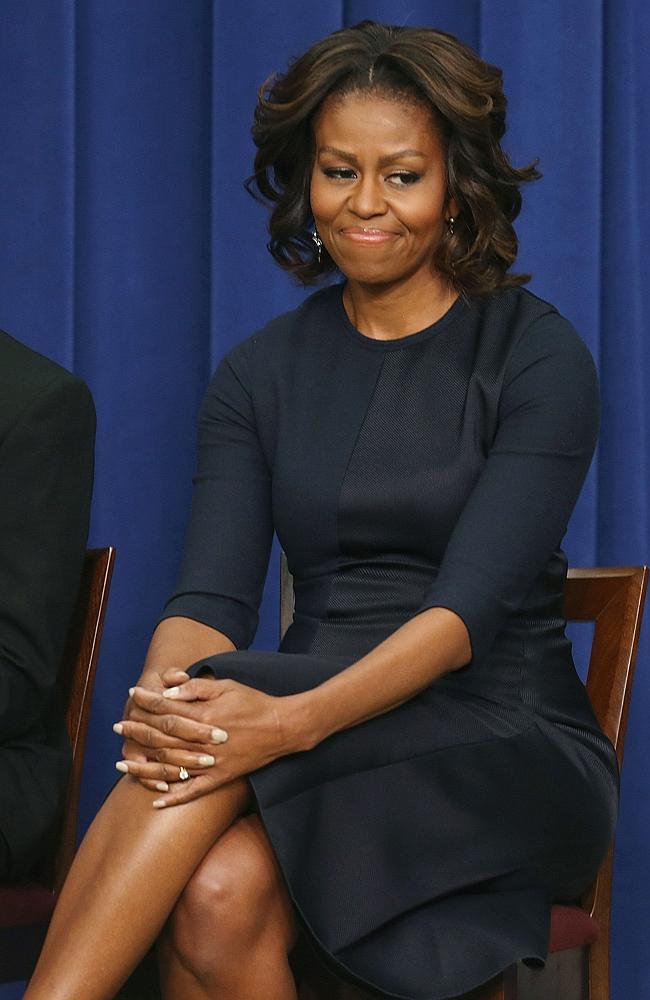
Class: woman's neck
342,272,458,341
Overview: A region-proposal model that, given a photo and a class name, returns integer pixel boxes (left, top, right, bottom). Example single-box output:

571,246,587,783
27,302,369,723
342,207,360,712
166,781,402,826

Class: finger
129,686,230,733
115,771,167,794
161,678,227,703
152,776,222,808
162,668,191,687
119,738,150,763
116,716,228,749
140,778,169,793
116,720,198,753
115,751,216,781
129,686,203,718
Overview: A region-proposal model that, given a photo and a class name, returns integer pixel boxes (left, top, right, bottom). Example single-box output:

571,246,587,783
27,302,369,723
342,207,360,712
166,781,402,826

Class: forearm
138,617,236,684
287,607,471,750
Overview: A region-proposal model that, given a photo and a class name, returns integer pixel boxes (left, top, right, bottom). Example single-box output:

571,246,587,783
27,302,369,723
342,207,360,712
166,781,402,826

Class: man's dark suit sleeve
0,376,96,739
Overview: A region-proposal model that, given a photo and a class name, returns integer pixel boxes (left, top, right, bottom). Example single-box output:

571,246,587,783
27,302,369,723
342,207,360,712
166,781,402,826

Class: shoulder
207,285,342,396
226,285,340,363
0,330,95,439
473,287,597,382
482,290,600,447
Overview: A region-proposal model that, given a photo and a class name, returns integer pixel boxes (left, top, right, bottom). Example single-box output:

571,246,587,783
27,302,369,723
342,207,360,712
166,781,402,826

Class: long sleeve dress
160,283,618,1000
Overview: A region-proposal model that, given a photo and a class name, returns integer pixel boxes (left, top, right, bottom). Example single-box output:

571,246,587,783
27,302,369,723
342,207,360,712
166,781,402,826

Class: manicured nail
112,722,123,735
153,799,167,809
115,761,129,773
211,728,229,743
163,687,180,698
128,687,135,697
198,755,215,767
155,782,169,792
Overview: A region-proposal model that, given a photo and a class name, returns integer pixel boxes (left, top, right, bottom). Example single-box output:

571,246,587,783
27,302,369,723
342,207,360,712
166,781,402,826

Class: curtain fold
0,3,647,997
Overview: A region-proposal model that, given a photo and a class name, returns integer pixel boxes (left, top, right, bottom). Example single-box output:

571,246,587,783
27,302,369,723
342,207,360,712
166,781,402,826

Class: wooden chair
282,563,648,1000
0,546,116,983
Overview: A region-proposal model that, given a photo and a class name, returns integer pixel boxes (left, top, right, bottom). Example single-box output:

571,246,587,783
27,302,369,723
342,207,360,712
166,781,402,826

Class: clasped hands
113,669,299,808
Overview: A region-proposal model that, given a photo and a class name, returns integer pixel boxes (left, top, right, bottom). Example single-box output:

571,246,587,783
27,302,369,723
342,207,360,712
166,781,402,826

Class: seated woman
26,20,617,1000
0,330,94,880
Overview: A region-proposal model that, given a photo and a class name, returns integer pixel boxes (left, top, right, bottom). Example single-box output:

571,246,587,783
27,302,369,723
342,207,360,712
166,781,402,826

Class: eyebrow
317,145,427,166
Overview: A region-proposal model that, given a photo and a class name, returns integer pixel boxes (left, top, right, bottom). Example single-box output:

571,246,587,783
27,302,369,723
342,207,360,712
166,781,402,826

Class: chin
338,261,403,286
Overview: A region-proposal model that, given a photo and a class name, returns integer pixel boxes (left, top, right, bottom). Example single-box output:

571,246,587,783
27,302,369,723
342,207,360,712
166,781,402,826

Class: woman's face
310,91,457,289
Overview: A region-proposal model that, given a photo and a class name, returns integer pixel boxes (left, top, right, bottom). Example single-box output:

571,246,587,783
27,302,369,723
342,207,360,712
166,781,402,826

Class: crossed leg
25,774,297,1000
158,812,298,998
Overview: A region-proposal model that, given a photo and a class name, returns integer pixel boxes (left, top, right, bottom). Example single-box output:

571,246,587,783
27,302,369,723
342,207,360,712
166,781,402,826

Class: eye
322,167,357,181
387,171,421,187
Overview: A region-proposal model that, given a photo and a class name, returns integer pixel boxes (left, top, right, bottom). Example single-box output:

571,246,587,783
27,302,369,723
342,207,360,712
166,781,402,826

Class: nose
347,174,387,219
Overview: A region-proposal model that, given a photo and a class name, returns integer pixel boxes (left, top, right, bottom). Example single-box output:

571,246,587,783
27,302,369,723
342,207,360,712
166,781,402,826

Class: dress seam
318,355,388,631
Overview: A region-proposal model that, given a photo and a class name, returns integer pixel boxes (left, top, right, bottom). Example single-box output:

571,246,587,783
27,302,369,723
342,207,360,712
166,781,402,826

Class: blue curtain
0,2,647,997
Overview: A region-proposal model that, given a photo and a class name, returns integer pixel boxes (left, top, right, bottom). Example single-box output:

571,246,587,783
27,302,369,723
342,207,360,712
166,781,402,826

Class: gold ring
178,766,190,781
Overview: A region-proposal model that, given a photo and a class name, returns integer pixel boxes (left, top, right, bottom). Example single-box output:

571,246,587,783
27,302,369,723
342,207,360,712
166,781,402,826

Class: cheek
405,189,446,232
309,173,338,223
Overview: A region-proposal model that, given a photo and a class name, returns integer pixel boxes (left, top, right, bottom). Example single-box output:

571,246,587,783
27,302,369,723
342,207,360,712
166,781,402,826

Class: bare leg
25,775,251,1000
158,813,298,999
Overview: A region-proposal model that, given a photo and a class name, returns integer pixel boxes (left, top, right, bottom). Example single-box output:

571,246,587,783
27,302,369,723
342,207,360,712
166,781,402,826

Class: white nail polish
211,728,229,743
153,799,167,809
115,761,129,773
198,755,215,767
155,782,169,792
163,687,180,698
128,687,135,697
113,722,123,735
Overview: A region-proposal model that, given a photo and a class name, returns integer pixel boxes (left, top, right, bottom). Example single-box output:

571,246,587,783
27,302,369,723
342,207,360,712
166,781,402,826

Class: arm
132,617,236,692
0,376,95,739
119,342,274,777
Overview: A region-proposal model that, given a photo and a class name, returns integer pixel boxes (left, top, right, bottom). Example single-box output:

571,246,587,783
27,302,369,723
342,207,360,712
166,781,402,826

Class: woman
26,20,618,1000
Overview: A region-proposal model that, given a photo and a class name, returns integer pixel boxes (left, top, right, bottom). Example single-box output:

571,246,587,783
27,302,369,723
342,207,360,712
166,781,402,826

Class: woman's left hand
115,678,306,806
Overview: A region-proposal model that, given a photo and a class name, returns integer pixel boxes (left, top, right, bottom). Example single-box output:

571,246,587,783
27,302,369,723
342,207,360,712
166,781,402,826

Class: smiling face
310,91,457,291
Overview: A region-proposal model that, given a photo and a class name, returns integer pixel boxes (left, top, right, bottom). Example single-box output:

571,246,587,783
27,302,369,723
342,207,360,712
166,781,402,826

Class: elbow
438,608,473,671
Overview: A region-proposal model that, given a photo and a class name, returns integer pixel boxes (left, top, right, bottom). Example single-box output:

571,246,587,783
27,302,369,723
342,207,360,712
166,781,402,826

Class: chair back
563,566,647,999
279,552,294,642
564,566,647,765
51,546,116,890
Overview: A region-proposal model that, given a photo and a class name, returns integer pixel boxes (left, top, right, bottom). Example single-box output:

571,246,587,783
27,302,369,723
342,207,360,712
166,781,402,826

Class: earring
312,229,323,264
446,217,456,237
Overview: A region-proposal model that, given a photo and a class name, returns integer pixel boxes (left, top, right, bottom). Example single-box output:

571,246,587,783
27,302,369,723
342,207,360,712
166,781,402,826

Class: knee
168,822,284,980
178,845,277,942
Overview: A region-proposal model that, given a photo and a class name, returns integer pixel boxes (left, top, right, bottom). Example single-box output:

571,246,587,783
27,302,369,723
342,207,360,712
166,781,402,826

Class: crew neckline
335,283,467,351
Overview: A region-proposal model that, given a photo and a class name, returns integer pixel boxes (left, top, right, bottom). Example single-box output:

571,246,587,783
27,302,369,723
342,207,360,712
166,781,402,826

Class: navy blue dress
161,285,618,999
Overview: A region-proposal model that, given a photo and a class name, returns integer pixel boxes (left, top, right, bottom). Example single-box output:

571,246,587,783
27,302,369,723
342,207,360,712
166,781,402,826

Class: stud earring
312,229,323,264
446,217,456,237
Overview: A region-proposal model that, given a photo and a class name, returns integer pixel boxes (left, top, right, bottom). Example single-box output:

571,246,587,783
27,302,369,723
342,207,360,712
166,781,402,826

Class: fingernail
115,761,129,773
155,782,169,792
153,799,167,809
198,755,215,767
112,722,123,735
211,728,229,743
128,687,135,697
163,687,180,698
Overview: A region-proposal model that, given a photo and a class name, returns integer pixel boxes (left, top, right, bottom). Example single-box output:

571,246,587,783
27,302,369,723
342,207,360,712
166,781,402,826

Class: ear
446,195,459,220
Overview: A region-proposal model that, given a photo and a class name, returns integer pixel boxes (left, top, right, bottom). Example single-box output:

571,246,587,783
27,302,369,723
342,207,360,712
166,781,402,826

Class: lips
340,227,400,244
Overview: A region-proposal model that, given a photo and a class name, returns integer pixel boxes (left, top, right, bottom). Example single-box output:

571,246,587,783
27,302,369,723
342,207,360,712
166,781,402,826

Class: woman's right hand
116,667,191,792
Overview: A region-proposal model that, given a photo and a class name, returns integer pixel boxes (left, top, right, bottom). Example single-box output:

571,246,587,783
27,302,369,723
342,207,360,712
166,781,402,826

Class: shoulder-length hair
245,20,540,296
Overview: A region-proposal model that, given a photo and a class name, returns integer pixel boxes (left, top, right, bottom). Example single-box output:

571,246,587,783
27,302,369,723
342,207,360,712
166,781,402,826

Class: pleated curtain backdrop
0,2,647,997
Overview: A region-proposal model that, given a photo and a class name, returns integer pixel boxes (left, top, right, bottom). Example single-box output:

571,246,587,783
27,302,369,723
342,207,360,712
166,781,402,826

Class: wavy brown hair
245,20,541,295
